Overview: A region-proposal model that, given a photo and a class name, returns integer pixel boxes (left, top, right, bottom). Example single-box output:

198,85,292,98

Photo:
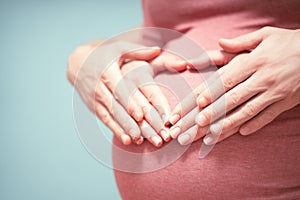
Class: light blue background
0,0,142,199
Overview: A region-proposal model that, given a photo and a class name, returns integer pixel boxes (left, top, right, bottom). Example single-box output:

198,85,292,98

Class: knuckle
229,91,240,106
95,88,103,98
194,84,205,97
100,72,109,81
95,89,109,104
95,107,111,125
222,76,234,90
95,105,103,113
110,105,120,117
244,83,257,94
274,84,290,98
207,108,218,119
101,113,111,124
225,117,236,129
243,103,256,118
252,56,269,69
263,73,276,86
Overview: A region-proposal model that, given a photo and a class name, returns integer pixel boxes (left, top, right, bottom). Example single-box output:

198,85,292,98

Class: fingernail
135,136,144,145
169,114,180,125
160,129,171,142
196,114,207,126
169,127,181,139
129,129,140,140
203,135,216,145
121,135,131,145
240,126,250,135
198,97,208,108
178,134,191,145
151,135,163,147
210,123,222,135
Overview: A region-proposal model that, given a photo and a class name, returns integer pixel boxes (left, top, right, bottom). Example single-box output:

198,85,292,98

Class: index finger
122,61,171,123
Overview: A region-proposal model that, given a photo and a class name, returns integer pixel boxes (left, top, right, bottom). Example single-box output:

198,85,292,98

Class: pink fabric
114,0,300,199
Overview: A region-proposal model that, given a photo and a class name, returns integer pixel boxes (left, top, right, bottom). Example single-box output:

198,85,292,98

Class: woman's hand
120,57,186,146
67,40,187,147
168,27,300,145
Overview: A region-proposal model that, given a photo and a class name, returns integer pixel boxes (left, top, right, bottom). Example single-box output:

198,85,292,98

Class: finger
150,51,187,73
208,91,279,136
196,53,256,111
134,136,144,145
119,46,161,66
167,57,233,126
121,62,170,141
195,75,259,127
239,98,293,136
122,61,171,127
169,107,203,139
95,81,141,140
203,126,239,145
177,125,208,145
187,50,237,70
94,102,132,145
167,82,208,126
139,120,163,147
101,61,144,121
218,27,271,53
132,87,170,142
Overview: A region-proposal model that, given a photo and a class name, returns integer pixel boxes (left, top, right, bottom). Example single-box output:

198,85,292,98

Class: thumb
119,46,161,65
150,52,188,74
219,28,267,53
187,50,237,69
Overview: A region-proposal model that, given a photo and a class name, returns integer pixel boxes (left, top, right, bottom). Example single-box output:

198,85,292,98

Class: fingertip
142,46,161,56
129,128,141,140
219,38,230,44
169,126,181,139
168,114,181,125
135,136,144,145
197,96,209,108
151,135,163,148
150,46,161,51
195,114,207,127
203,135,217,145
160,129,171,142
177,134,191,145
239,126,251,136
121,134,132,145
175,60,188,68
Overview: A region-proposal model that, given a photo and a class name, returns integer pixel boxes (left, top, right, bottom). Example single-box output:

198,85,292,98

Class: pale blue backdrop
0,0,142,199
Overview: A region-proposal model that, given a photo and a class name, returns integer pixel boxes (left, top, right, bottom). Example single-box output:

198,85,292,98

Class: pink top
114,0,300,199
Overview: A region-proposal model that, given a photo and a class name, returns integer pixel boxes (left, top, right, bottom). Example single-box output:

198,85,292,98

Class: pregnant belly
113,70,300,200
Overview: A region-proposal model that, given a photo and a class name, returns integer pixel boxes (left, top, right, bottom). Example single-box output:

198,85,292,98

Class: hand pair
68,26,300,148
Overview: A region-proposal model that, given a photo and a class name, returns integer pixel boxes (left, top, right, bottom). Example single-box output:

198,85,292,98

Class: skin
168,26,300,145
67,40,187,147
